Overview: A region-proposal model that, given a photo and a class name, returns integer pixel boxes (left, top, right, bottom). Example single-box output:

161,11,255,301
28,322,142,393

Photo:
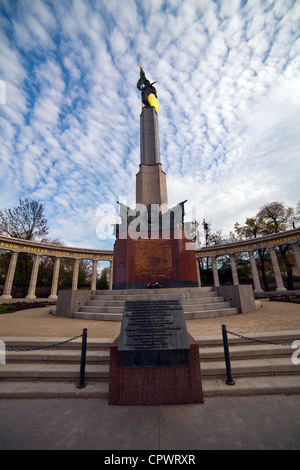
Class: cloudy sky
1,0,300,252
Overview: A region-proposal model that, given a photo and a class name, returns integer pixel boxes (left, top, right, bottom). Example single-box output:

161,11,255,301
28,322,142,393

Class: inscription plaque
118,299,190,367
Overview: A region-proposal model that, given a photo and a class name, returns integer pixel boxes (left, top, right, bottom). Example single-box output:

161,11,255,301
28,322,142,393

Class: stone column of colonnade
229,254,239,286
198,243,300,293
211,256,220,288
268,247,287,293
26,254,41,300
248,250,264,294
0,251,19,301
48,257,61,301
291,243,300,276
0,251,114,302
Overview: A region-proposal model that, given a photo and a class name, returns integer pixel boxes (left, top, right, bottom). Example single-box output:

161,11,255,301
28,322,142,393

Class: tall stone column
249,251,263,293
211,256,220,287
26,254,41,300
291,243,300,275
136,107,168,209
72,259,79,291
91,259,98,291
1,251,19,301
48,257,61,301
269,247,287,292
109,260,113,290
230,254,239,285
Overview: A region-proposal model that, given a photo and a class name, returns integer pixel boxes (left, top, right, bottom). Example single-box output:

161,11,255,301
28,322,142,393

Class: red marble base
112,229,199,290
109,333,203,406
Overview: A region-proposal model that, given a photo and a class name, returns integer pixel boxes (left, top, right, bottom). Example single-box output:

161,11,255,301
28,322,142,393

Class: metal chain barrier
221,324,297,386
5,333,84,352
225,329,294,347
3,328,88,389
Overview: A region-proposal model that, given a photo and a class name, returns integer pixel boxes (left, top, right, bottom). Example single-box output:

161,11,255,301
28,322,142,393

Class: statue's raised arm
137,65,160,113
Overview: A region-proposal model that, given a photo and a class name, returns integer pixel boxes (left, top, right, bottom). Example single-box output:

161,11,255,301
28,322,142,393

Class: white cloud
0,0,299,249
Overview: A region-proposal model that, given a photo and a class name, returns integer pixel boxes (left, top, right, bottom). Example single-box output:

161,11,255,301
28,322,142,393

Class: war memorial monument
109,67,203,405
1,67,300,403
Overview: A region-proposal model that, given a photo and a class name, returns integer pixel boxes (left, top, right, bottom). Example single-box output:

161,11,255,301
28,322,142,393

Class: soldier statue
137,65,160,113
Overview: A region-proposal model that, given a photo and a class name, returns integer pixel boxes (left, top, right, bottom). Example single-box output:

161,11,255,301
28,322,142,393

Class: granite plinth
118,299,190,367
112,229,199,290
109,333,203,406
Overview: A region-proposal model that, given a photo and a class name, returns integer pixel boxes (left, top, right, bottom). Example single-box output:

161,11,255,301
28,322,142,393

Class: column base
48,295,58,301
25,295,37,300
254,288,264,294
276,287,287,293
0,295,12,301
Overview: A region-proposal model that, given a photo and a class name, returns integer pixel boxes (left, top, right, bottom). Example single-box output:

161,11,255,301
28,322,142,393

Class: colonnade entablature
195,228,300,294
0,235,114,301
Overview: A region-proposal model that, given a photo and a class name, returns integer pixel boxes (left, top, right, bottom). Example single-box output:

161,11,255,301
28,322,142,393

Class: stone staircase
73,287,238,321
1,330,299,399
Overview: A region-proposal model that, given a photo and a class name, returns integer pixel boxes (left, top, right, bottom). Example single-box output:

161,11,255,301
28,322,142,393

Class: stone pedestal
109,333,203,406
136,163,168,208
113,229,198,289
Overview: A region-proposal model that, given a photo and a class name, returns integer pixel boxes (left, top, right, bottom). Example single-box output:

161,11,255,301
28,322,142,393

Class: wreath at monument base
146,281,162,289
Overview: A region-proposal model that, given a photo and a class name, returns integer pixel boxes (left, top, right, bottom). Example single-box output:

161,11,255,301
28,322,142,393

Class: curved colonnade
195,228,300,293
0,228,300,301
0,235,114,301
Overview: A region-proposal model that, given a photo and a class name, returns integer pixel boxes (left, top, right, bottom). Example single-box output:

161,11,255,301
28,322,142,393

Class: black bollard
222,325,235,386
77,328,88,389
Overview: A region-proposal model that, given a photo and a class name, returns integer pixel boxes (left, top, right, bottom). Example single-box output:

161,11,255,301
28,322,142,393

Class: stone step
2,350,298,381
90,293,220,302
94,287,214,296
77,287,235,322
74,312,123,321
201,357,300,378
181,296,226,305
5,349,110,364
73,308,240,322
199,343,293,361
0,381,110,399
78,302,233,315
79,306,124,314
86,296,226,307
87,300,125,306
203,375,300,397
195,330,300,347
1,332,299,398
75,302,237,321
0,363,109,381
184,308,239,320
0,375,299,399
4,341,294,364
1,337,114,350
183,301,232,312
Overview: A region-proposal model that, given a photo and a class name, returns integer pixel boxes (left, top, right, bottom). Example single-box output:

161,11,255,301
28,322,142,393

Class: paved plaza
0,298,299,338
0,395,300,450
0,299,300,450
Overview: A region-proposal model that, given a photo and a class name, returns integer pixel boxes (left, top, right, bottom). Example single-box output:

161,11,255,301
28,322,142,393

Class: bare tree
0,197,48,240
0,198,49,296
